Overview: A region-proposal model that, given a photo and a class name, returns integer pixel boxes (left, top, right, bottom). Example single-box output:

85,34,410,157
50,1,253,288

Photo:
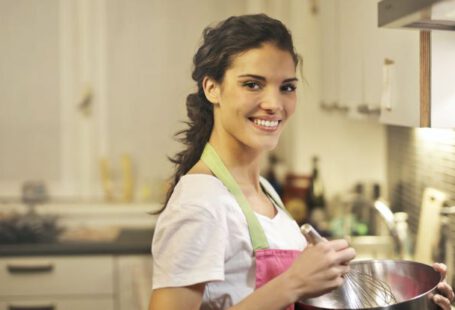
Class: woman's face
207,42,298,153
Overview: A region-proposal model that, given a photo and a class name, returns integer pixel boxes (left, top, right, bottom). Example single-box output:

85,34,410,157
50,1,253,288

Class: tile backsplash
387,126,455,227
387,126,455,285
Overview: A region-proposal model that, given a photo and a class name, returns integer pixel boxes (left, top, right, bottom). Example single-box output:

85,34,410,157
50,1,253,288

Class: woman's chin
252,139,280,152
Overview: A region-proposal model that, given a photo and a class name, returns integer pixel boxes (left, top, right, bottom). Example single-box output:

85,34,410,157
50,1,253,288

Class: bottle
350,183,370,236
265,154,283,198
307,156,328,234
307,156,326,212
282,174,310,226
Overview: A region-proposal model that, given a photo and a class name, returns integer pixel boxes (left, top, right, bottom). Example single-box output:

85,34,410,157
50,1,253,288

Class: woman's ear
202,76,220,105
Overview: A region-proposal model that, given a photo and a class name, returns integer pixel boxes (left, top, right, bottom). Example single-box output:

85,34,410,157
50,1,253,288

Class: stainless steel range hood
378,0,455,31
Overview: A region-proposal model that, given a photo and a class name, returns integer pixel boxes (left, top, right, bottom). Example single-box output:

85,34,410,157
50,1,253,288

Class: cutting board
414,187,447,263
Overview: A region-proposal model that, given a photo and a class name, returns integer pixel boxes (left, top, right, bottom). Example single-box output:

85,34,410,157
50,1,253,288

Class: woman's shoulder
165,173,233,216
170,159,231,203
186,159,212,175
176,173,227,197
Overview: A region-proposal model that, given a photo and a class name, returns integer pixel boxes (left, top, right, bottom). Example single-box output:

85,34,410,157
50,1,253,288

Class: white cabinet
0,256,114,297
378,29,455,128
0,298,114,310
0,255,152,310
338,0,365,119
320,0,377,119
319,0,455,128
428,31,455,128
319,0,341,110
374,34,420,126
320,0,382,119
116,256,152,310
361,0,420,126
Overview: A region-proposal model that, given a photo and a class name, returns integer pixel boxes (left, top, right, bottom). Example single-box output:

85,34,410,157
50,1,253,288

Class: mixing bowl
297,260,442,310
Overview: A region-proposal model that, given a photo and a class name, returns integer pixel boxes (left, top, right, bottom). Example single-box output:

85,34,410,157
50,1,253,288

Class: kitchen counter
0,228,153,257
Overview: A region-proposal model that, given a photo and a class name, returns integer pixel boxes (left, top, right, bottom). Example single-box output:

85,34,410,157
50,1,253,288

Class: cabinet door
378,29,420,127
115,255,153,310
362,0,385,117
320,0,340,109
362,0,420,125
0,0,62,195
0,256,114,296
0,298,114,310
338,0,364,119
431,31,455,128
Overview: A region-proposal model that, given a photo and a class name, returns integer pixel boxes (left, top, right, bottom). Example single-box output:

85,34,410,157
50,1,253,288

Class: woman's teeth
253,119,279,128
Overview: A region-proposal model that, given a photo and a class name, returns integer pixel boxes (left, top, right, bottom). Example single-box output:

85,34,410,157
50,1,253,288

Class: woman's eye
281,84,297,92
242,81,261,90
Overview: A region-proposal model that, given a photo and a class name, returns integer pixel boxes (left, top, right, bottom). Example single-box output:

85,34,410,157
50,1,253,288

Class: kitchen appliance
378,0,455,31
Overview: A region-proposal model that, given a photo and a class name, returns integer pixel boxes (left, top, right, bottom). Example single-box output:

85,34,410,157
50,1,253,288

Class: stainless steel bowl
297,260,442,310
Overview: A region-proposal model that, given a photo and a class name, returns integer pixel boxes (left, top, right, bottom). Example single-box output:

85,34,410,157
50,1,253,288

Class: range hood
378,0,455,31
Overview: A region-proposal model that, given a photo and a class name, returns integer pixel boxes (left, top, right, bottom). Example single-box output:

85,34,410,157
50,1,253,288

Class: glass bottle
307,156,326,212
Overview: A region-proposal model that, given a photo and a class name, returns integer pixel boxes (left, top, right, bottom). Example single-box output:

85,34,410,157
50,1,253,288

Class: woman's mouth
250,118,281,131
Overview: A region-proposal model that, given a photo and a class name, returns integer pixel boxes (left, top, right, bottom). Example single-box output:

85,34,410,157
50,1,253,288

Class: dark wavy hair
164,14,300,206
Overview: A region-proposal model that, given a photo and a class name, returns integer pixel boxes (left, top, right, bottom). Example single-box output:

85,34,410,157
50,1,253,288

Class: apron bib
201,143,300,310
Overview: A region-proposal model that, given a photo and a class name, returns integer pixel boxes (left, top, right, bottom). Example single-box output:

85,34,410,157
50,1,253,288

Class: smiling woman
148,13,454,310
149,14,355,310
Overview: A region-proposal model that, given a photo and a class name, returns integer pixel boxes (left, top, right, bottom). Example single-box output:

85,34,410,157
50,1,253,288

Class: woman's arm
148,239,355,310
149,283,206,310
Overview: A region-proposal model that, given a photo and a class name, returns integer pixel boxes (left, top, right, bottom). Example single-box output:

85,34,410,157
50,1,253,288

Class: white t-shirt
152,174,306,309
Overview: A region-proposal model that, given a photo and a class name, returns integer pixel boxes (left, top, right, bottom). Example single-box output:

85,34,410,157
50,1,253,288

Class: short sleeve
152,201,228,289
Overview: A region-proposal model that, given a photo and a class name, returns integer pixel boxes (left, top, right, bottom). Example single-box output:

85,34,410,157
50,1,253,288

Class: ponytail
164,91,213,205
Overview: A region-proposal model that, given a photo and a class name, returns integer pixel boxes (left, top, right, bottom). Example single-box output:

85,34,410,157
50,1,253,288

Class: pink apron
201,143,301,310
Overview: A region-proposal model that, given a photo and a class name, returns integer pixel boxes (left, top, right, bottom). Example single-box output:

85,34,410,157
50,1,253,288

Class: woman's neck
208,137,263,193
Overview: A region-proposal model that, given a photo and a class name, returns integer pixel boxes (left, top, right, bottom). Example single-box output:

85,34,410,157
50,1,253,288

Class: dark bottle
265,154,283,198
307,156,326,212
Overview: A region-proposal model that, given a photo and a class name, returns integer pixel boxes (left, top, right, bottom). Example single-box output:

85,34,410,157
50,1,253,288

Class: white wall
0,0,386,201
262,0,387,197
0,0,61,195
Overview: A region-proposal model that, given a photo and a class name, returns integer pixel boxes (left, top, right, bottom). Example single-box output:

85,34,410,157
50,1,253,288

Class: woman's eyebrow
238,74,266,81
283,78,298,83
238,74,298,83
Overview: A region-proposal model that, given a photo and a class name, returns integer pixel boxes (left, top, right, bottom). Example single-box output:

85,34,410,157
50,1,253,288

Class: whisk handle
300,224,324,245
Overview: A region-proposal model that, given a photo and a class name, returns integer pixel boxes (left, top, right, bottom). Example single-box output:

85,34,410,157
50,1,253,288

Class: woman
149,14,454,309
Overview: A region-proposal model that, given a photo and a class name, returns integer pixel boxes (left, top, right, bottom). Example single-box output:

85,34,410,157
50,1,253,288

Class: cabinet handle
8,304,55,310
7,263,54,274
381,58,395,111
357,104,381,115
320,101,350,113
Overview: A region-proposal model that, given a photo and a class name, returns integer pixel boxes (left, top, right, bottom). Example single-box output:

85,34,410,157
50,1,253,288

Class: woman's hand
432,263,454,310
284,239,356,300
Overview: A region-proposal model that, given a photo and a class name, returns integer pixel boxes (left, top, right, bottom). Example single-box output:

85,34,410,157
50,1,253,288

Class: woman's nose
260,90,283,112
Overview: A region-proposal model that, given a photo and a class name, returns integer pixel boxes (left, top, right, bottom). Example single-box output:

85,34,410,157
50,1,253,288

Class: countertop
0,228,154,257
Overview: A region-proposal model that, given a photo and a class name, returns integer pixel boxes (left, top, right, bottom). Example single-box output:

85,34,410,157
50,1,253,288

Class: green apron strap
201,143,269,250
259,178,294,219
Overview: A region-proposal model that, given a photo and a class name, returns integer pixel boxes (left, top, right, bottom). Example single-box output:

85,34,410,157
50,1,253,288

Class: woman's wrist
278,269,307,304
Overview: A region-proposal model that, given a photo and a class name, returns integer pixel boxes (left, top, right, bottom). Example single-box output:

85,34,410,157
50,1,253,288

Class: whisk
300,224,398,309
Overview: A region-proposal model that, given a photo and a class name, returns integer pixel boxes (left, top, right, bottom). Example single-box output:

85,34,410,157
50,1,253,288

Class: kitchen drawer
0,256,114,297
0,297,114,310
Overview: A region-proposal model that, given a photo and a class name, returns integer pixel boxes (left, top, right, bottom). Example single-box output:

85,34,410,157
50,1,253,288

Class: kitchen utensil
415,187,446,263
297,259,441,310
300,224,398,308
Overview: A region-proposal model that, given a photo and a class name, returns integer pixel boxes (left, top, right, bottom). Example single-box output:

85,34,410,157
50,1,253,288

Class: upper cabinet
426,31,455,128
319,0,455,128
